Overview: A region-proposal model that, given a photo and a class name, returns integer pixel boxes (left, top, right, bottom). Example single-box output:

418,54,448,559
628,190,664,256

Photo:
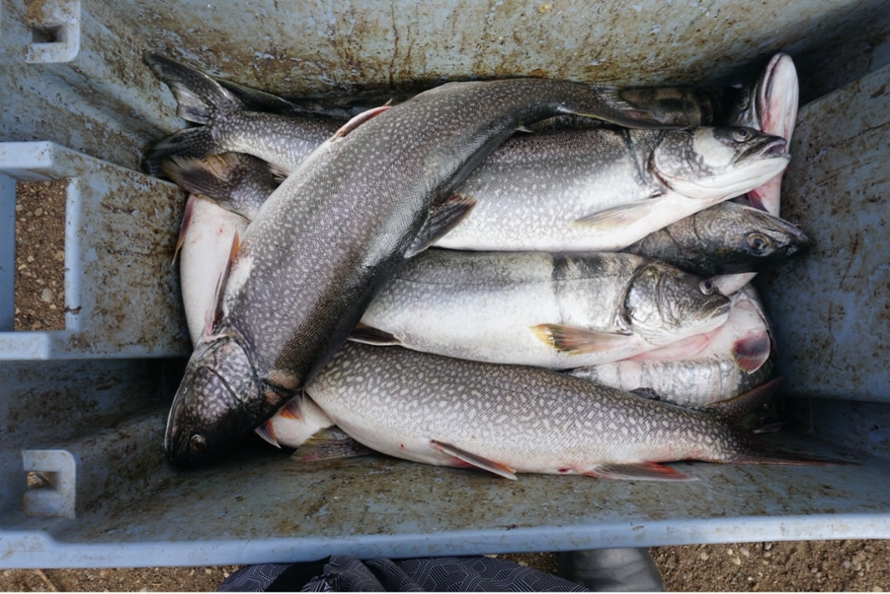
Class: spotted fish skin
357,249,730,368
433,126,789,252
306,342,775,480
165,76,675,466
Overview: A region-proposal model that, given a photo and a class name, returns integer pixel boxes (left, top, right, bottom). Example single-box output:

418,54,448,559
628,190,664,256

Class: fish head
729,53,798,142
650,127,790,199
623,263,731,344
732,207,810,268
692,204,811,274
165,332,267,467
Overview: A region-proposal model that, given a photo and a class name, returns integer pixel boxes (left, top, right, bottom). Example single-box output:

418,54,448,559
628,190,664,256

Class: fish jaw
651,127,790,200
165,331,272,467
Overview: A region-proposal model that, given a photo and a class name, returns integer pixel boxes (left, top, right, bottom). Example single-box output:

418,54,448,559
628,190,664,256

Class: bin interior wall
2,0,890,169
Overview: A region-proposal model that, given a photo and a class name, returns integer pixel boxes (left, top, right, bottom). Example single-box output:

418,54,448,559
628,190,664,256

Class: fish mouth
740,136,787,161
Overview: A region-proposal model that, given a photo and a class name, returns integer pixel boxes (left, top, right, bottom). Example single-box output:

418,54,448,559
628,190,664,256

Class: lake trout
353,249,730,368
305,342,843,481
162,64,679,467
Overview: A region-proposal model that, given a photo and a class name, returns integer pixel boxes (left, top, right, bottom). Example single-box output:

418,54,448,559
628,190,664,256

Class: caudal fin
143,52,242,125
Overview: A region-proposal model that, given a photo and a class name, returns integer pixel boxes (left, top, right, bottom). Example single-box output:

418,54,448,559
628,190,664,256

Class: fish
142,53,341,176
147,55,788,254
728,52,798,217
432,125,790,252
353,249,731,368
171,156,367,457
305,342,846,481
567,286,774,407
162,64,679,467
621,200,809,278
164,125,790,255
714,53,800,295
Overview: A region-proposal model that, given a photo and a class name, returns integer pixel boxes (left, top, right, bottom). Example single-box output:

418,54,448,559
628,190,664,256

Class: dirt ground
0,541,888,591
6,183,890,592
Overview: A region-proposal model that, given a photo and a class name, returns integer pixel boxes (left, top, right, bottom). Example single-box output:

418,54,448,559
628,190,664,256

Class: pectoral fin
405,193,476,258
292,428,372,462
531,324,632,354
172,194,196,265
349,322,401,346
586,462,695,481
431,440,517,480
255,421,280,448
571,198,664,230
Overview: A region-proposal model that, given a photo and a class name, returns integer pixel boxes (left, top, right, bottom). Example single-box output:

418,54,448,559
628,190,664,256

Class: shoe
558,548,664,591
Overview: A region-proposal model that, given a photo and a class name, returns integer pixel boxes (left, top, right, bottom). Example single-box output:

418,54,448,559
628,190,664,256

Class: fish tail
142,128,219,177
728,448,856,466
160,153,276,214
143,52,242,124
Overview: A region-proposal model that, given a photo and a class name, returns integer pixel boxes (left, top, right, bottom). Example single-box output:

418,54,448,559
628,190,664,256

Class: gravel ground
1,541,888,591
6,183,889,592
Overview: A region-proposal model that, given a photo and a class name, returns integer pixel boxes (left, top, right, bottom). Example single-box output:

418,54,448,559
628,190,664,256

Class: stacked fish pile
144,52,834,481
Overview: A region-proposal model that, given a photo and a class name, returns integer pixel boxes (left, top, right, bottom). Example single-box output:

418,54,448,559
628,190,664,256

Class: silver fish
162,65,677,466
716,53,800,295
432,126,789,252
354,249,730,368
729,52,799,217
622,201,809,278
567,286,774,407
306,342,842,481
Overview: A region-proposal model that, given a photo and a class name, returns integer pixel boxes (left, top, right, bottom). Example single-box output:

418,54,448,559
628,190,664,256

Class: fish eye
699,279,716,295
732,128,752,142
747,233,771,252
189,434,207,452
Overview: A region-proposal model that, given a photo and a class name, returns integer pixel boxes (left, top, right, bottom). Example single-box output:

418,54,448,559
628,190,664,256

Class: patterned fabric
218,563,292,592
219,555,590,592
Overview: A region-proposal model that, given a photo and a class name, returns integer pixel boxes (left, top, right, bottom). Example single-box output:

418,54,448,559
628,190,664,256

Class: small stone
43,181,52,187
223,572,230,578
732,556,741,566
32,320,42,329
34,207,43,216
699,552,709,561
27,255,35,263
205,568,212,574
747,576,754,582
871,587,882,592
740,547,750,557
41,288,53,303
727,548,735,555
49,304,56,310
764,542,773,551
844,561,852,569
764,552,772,558
54,250,65,261
811,567,818,573
15,204,23,212
859,571,865,577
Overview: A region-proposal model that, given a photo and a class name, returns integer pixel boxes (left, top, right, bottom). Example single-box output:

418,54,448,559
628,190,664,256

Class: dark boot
558,548,664,591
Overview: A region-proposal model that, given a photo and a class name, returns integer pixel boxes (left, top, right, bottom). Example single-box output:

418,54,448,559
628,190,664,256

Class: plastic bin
1,0,889,568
